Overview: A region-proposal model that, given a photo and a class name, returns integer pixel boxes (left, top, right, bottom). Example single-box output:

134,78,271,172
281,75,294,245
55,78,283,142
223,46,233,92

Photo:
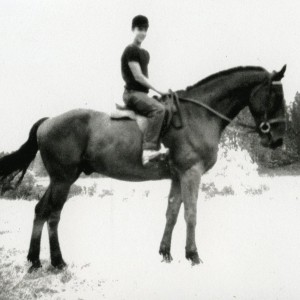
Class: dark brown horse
0,65,287,272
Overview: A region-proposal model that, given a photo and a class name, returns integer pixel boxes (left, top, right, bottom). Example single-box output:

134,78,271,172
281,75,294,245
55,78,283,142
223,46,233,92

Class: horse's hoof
52,259,67,270
27,252,38,263
186,250,203,265
159,245,173,263
161,253,173,263
28,261,42,273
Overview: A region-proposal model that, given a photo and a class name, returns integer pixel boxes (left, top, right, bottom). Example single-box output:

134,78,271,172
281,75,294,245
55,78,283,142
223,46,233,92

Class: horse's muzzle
269,138,283,149
260,135,283,149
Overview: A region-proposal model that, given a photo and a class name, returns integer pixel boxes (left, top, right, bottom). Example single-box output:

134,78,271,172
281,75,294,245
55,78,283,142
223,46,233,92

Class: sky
0,0,299,151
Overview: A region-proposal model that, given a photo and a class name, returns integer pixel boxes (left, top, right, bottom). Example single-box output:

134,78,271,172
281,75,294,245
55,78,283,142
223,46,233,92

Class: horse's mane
181,66,267,92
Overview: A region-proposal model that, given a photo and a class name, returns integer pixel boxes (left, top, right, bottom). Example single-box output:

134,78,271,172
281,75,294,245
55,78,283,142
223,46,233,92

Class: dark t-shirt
121,44,150,93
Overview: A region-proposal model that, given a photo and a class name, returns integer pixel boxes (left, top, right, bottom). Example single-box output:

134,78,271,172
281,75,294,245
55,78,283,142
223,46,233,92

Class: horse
0,65,287,272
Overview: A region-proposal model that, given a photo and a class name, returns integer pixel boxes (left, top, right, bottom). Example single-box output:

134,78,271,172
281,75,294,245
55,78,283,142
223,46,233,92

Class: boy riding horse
121,15,170,165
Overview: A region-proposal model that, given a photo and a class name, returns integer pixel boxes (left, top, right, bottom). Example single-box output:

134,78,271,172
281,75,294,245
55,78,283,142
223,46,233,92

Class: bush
68,184,83,198
1,172,43,201
0,171,87,201
202,146,269,197
32,152,48,177
0,150,101,200
201,181,234,198
290,92,300,154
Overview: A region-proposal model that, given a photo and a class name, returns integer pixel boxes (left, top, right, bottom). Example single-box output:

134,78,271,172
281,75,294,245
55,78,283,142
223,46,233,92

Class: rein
168,80,286,134
177,94,256,131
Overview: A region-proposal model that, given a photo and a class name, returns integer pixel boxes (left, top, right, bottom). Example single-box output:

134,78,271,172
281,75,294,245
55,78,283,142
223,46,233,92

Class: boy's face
132,26,148,43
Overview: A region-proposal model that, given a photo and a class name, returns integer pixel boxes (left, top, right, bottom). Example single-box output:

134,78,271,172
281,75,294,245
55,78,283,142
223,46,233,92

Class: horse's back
36,108,158,180
38,108,94,142
37,107,142,148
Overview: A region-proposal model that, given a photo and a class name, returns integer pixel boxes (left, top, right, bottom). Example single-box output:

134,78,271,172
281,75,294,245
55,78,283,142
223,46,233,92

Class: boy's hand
157,89,172,96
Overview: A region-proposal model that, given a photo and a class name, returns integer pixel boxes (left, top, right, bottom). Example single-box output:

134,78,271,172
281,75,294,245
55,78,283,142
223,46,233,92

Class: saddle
110,91,183,135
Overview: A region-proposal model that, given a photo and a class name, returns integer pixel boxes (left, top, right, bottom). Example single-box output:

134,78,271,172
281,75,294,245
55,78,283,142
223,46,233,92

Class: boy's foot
159,144,170,157
142,146,170,166
142,149,161,166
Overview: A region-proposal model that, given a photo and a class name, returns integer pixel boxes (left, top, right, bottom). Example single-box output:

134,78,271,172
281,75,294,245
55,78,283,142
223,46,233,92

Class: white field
1,150,300,300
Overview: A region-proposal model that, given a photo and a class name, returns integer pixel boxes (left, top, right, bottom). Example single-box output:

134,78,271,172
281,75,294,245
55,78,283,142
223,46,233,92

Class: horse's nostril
277,138,283,147
271,138,283,149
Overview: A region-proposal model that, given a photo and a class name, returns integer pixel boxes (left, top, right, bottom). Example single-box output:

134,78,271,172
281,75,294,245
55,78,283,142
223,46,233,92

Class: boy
121,15,170,165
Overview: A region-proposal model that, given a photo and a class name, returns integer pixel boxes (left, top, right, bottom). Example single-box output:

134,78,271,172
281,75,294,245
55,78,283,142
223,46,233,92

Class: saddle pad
110,105,148,133
110,108,137,120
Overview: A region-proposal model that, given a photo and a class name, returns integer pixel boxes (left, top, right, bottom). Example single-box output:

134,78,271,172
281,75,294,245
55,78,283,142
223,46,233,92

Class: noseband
168,79,286,134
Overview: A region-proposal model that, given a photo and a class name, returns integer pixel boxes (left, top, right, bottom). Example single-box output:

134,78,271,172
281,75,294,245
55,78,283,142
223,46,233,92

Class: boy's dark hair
132,15,149,30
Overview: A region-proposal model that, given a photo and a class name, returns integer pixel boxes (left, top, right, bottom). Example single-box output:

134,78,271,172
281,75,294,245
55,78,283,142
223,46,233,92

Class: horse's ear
271,64,287,81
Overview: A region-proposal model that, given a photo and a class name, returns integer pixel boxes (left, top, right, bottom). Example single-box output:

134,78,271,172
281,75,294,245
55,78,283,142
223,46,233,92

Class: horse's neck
178,70,267,130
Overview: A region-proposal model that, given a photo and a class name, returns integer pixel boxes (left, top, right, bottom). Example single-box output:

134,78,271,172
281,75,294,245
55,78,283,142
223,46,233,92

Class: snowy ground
1,159,300,299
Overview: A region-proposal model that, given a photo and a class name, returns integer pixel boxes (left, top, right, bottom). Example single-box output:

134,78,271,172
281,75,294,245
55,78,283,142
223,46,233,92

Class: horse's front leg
180,162,203,265
159,176,182,262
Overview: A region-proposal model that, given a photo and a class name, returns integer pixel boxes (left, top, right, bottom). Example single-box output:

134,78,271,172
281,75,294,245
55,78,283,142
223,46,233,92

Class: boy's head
131,15,149,43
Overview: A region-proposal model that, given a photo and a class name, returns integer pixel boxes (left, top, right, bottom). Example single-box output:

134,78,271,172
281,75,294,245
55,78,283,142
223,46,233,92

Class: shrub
31,152,48,177
0,171,85,201
290,92,300,154
87,183,97,196
202,146,269,197
1,172,42,201
68,184,83,198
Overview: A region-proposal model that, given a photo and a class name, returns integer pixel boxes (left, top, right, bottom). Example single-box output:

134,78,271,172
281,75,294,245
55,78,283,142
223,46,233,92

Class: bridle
168,79,286,134
248,78,286,134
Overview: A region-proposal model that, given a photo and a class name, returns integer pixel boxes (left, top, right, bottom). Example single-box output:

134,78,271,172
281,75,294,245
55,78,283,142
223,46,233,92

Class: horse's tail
0,117,49,189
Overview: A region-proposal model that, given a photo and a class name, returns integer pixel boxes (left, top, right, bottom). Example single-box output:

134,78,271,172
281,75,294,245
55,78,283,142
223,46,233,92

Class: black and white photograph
0,0,299,299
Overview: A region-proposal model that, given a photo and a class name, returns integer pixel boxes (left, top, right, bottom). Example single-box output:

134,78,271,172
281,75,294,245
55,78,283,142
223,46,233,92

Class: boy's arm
128,62,168,95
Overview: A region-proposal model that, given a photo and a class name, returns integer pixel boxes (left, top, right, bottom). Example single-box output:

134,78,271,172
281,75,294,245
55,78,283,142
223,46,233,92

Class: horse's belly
84,118,171,181
91,156,171,181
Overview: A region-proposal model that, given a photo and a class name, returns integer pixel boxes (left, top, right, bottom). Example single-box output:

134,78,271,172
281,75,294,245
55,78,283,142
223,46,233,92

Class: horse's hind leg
43,182,71,269
27,186,52,272
47,181,71,269
159,177,182,262
27,180,72,272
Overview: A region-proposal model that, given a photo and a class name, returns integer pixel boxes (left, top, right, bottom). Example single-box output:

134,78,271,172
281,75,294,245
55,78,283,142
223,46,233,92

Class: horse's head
248,65,287,149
